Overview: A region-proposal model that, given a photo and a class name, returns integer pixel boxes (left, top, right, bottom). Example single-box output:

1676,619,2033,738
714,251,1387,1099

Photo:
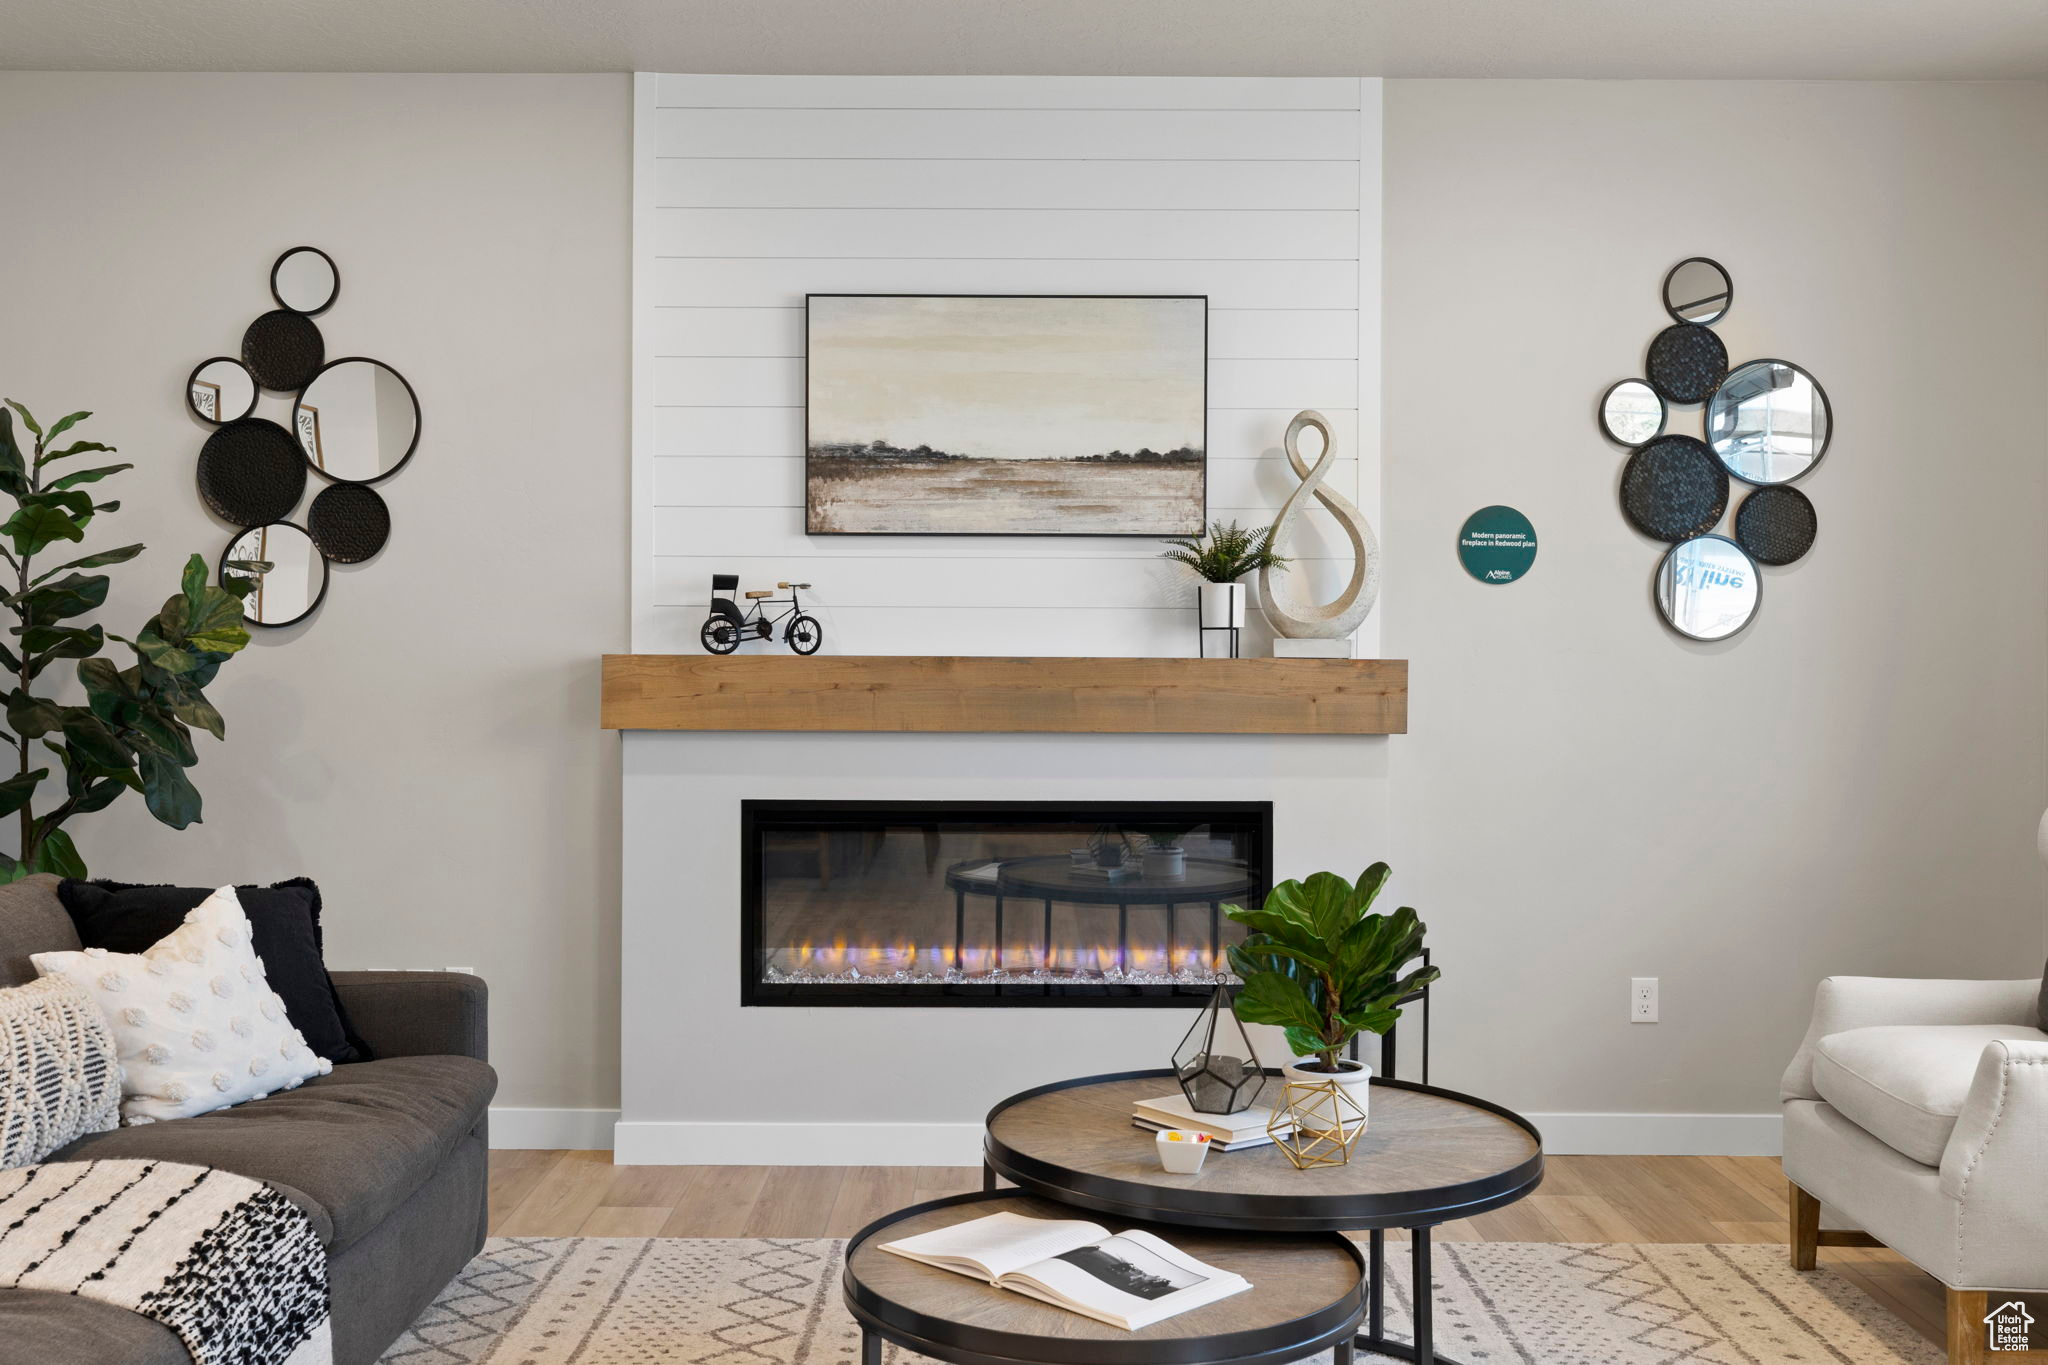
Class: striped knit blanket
0,1159,330,1365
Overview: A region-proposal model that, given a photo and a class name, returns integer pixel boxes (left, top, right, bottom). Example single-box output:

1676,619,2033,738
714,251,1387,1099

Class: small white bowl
1155,1129,1212,1174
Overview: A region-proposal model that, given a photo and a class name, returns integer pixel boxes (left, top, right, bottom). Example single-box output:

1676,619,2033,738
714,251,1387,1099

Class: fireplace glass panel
743,801,1271,1005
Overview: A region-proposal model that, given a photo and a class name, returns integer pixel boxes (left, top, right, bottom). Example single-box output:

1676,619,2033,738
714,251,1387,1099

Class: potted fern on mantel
1160,519,1290,638
0,401,256,881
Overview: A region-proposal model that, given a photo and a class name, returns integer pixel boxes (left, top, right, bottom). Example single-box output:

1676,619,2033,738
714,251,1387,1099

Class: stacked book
1129,1093,1293,1151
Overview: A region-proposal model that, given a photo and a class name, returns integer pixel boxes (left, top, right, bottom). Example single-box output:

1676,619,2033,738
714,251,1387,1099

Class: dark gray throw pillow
56,878,370,1065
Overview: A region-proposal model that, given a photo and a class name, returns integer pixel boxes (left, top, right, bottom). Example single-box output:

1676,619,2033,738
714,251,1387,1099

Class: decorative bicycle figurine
700,573,824,655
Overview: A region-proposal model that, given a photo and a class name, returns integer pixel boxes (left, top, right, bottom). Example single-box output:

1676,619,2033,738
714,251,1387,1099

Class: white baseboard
491,1107,621,1150
605,1112,1783,1164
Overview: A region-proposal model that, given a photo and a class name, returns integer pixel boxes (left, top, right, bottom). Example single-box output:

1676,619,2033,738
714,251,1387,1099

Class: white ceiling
8,0,2048,78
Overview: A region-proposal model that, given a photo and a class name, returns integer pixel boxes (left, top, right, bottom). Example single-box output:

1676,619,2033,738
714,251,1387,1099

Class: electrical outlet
1631,977,1659,1023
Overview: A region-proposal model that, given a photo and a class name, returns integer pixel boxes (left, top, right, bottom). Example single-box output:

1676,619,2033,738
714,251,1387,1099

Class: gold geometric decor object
1268,1079,1368,1170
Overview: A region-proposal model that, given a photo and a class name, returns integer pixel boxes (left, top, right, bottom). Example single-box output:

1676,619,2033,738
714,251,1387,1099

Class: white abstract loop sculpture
1258,410,1380,640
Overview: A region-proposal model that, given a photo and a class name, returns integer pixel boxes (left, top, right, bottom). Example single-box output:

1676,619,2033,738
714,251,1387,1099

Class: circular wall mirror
186,357,257,425
1599,379,1666,445
270,247,339,315
1662,257,1732,325
293,358,419,484
1654,534,1760,641
221,522,328,629
1706,359,1831,485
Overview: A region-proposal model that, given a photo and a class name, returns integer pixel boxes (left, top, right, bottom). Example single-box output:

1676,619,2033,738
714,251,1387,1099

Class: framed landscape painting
805,294,1207,536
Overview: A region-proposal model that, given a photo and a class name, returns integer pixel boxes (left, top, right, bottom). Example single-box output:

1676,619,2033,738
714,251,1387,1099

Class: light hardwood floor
487,1151,1948,1351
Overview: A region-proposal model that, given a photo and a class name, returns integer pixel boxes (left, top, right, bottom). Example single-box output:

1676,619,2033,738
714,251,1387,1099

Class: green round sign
1458,505,1538,584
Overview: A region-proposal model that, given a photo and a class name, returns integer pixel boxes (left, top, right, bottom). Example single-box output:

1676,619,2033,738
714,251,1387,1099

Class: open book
877,1211,1250,1330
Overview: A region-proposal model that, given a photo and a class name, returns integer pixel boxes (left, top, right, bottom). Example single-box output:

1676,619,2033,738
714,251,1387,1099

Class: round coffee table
982,1070,1544,1365
844,1191,1367,1365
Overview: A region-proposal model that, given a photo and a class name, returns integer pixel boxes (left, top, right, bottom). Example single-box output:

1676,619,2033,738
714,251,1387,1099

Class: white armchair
1781,975,2048,1364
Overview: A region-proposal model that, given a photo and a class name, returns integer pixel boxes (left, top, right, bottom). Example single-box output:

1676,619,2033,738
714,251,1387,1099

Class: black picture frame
803,294,1209,538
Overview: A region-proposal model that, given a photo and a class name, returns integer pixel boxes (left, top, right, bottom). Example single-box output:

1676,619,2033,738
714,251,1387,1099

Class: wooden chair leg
1947,1288,1988,1365
1789,1181,1820,1271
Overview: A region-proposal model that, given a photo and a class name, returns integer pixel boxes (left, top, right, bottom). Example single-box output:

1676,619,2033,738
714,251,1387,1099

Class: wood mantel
601,655,1406,735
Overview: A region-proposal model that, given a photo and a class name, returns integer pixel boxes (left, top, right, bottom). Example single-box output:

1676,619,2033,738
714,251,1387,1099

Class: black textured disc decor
196,419,307,526
1645,323,1728,404
241,309,325,391
306,483,391,563
1734,485,1818,566
1620,435,1729,542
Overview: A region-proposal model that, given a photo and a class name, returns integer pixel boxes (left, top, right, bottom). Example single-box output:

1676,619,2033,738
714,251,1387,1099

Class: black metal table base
978,1166,1464,1365
1354,1227,1463,1365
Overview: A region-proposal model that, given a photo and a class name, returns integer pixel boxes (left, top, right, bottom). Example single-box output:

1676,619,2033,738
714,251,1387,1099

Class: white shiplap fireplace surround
618,73,1390,1164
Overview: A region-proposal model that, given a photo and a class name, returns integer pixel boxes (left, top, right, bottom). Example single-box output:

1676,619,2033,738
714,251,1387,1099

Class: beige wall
6,71,2045,1140
1383,80,2048,1125
0,73,630,1124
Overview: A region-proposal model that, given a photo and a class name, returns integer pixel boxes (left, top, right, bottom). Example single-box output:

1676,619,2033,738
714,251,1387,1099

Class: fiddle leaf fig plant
0,401,257,882
1224,863,1440,1072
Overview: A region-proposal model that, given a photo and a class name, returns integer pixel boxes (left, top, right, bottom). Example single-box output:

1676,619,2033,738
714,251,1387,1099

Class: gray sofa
0,874,496,1365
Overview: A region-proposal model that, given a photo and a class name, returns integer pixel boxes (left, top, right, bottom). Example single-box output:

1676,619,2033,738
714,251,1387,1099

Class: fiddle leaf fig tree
1224,863,1441,1072
0,401,257,882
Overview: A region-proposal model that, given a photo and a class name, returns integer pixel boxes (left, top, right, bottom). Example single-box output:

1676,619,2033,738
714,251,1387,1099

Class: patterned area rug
380,1237,1942,1365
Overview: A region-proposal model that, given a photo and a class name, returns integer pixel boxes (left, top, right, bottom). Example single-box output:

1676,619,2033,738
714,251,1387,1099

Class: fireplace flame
765,936,1238,989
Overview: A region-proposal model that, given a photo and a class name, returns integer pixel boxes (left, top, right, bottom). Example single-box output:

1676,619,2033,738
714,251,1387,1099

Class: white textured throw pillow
0,975,120,1167
32,886,331,1124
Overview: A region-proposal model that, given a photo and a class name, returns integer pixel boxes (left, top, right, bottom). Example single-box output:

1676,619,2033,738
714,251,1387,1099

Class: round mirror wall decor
1645,323,1728,405
1734,485,1817,566
1662,257,1732,325
186,249,420,632
241,309,325,391
1602,256,1832,640
307,483,390,563
293,358,420,484
221,522,328,629
1619,435,1728,543
1654,535,1760,642
1599,379,1666,446
270,247,339,315
186,357,257,425
196,419,308,527
1706,359,1831,485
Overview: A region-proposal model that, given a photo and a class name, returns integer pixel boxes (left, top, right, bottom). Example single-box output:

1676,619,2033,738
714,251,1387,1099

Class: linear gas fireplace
742,800,1272,1006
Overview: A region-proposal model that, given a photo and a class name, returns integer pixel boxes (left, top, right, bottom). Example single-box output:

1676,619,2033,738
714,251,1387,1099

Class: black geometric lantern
1173,984,1267,1115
